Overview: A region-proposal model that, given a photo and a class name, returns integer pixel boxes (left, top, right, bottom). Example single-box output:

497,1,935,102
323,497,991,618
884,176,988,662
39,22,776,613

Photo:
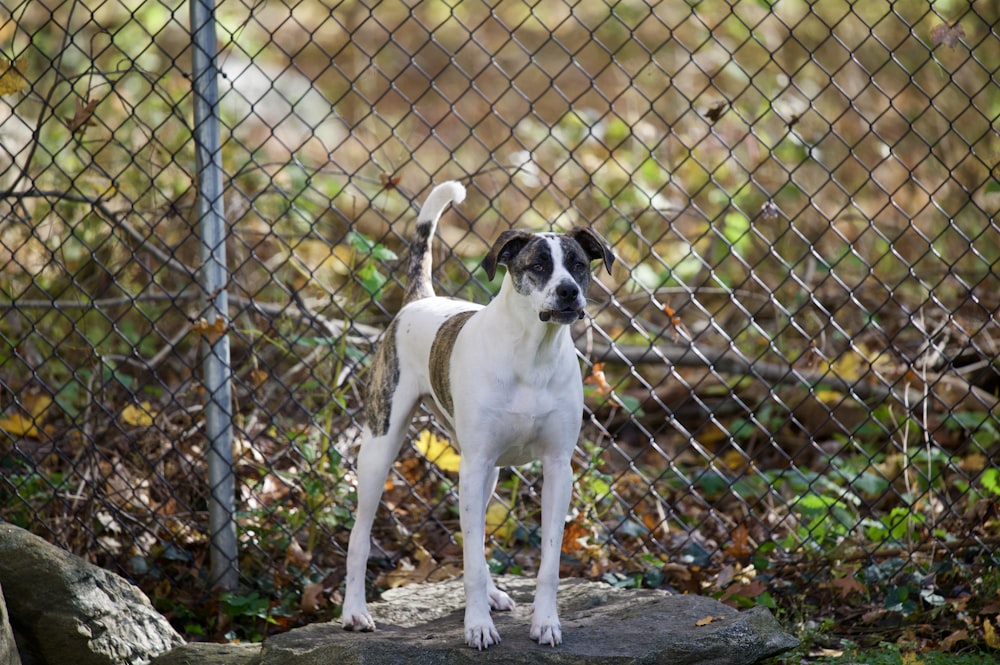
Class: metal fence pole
189,0,238,591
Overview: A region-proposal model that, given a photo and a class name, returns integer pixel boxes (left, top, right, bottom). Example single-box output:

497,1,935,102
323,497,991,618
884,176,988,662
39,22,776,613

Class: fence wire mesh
1,0,998,643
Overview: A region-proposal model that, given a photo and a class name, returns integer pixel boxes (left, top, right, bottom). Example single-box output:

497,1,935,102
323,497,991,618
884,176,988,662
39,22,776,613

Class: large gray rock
260,576,799,664
0,521,184,665
0,582,21,665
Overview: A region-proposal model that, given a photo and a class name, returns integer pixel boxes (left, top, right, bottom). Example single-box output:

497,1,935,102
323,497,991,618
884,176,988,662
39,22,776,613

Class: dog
341,181,613,649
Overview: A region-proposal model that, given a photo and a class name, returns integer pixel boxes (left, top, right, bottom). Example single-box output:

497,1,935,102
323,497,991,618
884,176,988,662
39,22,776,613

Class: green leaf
884,584,917,615
613,392,644,416
348,231,398,261
982,467,1000,497
357,263,388,296
722,211,752,257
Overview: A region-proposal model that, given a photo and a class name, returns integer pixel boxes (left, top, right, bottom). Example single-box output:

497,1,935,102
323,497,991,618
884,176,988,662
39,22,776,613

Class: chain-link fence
1,0,998,642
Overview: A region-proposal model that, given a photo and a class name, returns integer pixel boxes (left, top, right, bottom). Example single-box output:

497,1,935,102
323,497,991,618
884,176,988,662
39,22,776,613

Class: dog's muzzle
539,308,585,324
540,280,585,324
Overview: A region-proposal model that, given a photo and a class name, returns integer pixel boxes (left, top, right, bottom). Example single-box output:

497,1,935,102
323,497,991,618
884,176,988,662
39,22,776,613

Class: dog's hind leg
341,391,417,631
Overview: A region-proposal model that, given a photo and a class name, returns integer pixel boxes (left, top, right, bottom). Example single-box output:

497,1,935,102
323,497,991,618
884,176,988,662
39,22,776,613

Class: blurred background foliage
1,0,998,653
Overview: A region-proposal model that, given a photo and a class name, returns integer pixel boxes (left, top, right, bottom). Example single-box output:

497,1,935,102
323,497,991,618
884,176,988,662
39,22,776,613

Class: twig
228,293,381,341
0,293,198,310
766,534,1000,572
0,188,197,278
585,339,894,402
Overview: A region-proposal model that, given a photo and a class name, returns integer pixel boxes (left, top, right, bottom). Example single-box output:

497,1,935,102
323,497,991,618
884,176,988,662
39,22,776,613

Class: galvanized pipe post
189,0,238,591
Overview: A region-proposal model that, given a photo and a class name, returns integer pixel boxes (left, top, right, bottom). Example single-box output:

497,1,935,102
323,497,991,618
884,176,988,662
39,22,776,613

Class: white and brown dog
341,181,613,649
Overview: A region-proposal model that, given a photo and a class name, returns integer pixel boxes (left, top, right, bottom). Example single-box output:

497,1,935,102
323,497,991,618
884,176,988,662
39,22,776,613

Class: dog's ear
482,230,534,281
569,227,615,275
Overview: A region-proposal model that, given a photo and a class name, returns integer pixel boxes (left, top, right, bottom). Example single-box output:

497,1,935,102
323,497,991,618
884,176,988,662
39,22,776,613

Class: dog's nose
556,282,579,302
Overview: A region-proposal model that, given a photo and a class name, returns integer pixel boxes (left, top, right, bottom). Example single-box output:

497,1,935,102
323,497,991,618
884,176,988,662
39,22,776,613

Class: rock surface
262,576,798,665
149,643,262,665
153,576,799,665
0,521,183,665
0,582,20,665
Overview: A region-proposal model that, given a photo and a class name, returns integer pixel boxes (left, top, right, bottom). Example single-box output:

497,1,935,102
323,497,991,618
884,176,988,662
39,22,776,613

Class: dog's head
482,227,614,324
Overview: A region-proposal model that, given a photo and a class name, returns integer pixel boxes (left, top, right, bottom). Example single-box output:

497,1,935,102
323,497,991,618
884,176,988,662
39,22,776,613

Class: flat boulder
260,576,799,665
0,521,183,665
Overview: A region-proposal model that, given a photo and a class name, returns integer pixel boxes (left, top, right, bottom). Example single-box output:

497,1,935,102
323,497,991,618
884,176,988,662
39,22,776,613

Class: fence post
189,0,238,591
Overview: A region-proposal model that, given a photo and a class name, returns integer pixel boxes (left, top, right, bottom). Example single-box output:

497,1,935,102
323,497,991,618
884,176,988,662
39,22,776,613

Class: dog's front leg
483,467,516,613
531,454,573,646
459,457,501,649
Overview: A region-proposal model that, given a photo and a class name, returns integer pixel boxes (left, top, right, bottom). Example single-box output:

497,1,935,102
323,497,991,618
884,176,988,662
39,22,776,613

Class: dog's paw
465,620,501,650
341,606,376,632
488,586,515,612
530,616,563,646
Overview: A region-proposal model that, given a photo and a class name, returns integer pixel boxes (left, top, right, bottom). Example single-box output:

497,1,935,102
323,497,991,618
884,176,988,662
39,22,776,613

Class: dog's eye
531,263,545,273
572,262,587,273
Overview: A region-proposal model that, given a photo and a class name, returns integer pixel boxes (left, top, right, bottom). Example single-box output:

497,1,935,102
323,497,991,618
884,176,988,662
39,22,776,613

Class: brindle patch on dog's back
365,318,401,436
428,310,476,417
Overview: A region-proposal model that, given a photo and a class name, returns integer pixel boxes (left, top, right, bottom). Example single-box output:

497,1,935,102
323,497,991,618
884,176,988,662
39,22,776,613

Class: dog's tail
402,181,466,304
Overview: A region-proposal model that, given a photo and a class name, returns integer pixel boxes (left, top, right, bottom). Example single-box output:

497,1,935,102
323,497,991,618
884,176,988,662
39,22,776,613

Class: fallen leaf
985,616,1000,650
940,628,968,652
414,429,461,473
23,393,53,418
727,523,751,562
816,389,845,405
191,317,227,343
720,580,767,604
828,349,867,382
960,453,987,473
249,369,269,387
378,546,462,588
300,582,325,612
67,98,100,135
561,520,589,554
862,608,889,624
931,22,965,48
695,615,725,627
0,413,38,438
299,582,326,612
380,173,401,190
705,100,727,123
810,648,844,658
641,511,662,534
829,573,867,599
977,600,1000,615
0,56,29,96
584,362,612,396
721,449,746,471
716,564,735,587
121,402,155,427
662,303,689,341
485,502,516,543
286,540,312,568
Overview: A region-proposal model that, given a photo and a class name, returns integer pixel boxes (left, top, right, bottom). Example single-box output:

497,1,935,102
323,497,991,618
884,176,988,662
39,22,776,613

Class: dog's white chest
451,357,582,467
